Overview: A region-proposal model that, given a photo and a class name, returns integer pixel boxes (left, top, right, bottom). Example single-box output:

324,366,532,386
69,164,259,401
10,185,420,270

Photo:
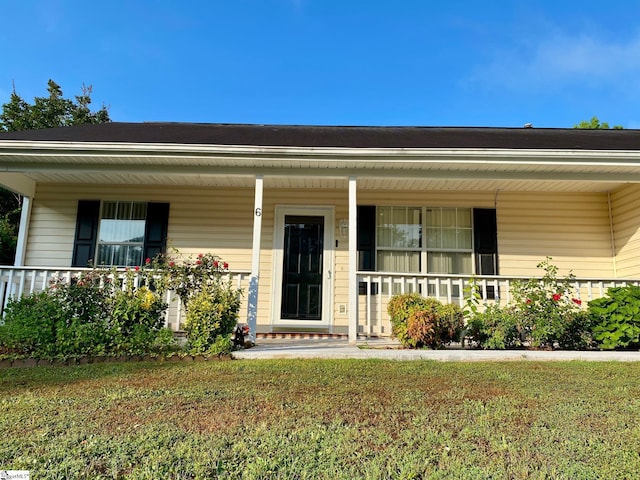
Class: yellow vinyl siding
24,184,622,333
611,184,640,278
497,192,614,278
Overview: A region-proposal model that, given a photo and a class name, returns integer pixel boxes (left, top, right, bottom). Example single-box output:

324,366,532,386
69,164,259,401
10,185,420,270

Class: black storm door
281,215,324,320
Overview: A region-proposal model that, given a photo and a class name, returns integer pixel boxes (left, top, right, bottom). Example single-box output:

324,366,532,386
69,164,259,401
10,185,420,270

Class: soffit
19,171,624,192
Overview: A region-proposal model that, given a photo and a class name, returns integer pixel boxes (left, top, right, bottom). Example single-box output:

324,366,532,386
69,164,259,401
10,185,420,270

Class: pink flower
552,293,561,301
223,262,229,269
168,261,175,267
145,257,151,264
135,266,140,272
572,298,582,306
198,253,204,258
196,260,202,265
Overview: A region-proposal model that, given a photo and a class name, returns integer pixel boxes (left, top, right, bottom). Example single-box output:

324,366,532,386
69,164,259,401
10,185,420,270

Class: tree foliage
574,116,623,130
0,79,111,264
0,79,110,132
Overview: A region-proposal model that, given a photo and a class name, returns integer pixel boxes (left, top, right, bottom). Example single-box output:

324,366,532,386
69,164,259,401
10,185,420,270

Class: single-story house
1,122,640,344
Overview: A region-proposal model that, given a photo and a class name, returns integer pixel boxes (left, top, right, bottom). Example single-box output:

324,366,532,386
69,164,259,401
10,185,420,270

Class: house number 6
255,208,262,217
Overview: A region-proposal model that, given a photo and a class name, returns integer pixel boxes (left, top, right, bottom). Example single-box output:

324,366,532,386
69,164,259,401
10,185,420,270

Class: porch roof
1,123,640,194
0,122,639,150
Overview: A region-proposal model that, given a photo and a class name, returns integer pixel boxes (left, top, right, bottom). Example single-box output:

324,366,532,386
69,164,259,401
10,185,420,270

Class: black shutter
357,205,376,271
473,208,498,275
143,202,170,260
72,200,100,267
357,205,377,295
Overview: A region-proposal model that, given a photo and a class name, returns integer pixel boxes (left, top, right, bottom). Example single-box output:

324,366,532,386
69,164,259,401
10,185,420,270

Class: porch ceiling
1,142,640,192
13,171,626,192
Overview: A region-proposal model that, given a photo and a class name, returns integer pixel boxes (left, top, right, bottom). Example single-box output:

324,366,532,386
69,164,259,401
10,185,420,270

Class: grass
2,359,640,479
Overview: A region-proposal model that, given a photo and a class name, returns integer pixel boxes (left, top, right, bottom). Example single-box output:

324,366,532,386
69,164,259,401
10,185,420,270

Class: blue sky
2,1,640,128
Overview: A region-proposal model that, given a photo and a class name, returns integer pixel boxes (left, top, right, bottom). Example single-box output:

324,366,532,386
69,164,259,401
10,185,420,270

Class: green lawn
2,359,640,479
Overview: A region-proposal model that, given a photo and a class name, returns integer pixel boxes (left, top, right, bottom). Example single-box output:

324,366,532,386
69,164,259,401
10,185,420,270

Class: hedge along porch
2,124,640,345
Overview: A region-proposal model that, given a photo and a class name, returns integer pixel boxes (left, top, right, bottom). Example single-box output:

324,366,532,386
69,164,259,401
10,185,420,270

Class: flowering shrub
164,252,232,308
164,252,242,354
0,265,175,358
109,267,172,355
0,251,242,358
465,258,594,350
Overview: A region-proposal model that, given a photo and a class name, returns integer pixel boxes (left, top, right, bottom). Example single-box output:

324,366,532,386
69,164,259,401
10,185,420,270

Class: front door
273,207,333,328
281,215,324,320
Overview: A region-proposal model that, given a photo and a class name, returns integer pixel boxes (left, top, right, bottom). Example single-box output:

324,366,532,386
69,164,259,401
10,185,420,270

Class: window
96,201,147,266
72,200,170,268
425,207,472,274
376,206,422,273
375,206,473,275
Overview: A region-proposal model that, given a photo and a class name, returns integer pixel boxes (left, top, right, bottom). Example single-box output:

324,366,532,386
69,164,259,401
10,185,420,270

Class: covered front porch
3,126,640,345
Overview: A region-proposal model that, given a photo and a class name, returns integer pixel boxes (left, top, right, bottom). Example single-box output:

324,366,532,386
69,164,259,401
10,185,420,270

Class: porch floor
233,338,640,362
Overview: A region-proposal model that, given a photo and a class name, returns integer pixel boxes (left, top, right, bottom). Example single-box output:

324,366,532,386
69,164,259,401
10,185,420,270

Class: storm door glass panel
281,215,324,320
96,201,146,266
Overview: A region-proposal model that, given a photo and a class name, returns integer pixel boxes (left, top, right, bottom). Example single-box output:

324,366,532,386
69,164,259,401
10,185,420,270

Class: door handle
327,270,332,279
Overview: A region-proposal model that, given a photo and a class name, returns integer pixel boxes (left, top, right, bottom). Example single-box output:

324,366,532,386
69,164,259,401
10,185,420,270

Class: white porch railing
357,272,640,337
0,266,251,330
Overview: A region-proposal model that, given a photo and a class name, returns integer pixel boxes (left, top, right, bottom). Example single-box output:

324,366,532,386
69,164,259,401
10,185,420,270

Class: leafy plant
387,293,438,346
388,293,463,348
465,304,523,349
184,281,242,354
0,291,64,356
589,285,640,349
464,258,593,350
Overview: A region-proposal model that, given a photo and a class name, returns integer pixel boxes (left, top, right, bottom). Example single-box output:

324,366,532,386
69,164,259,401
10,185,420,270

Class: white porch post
14,195,32,266
247,175,264,335
348,176,358,345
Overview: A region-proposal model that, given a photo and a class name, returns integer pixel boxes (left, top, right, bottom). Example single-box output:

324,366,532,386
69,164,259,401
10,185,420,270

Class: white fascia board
2,141,640,170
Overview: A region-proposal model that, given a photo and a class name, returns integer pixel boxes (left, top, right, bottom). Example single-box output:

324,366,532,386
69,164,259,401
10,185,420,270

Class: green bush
464,259,594,350
184,281,242,354
0,291,63,356
387,293,463,349
589,285,640,349
0,266,176,358
109,269,169,354
465,304,523,349
0,252,242,359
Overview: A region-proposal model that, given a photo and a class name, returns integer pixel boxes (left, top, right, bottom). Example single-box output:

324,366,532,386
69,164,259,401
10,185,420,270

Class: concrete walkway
232,337,640,362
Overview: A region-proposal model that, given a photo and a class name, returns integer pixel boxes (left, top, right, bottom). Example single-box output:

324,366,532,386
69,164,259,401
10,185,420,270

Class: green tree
0,79,110,131
574,116,623,130
0,80,111,264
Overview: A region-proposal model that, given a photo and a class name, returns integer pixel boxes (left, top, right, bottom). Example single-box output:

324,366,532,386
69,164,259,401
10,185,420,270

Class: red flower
572,298,582,306
526,299,532,304
552,293,561,301
213,261,219,268
196,260,202,265
135,266,140,272
168,261,175,267
145,257,151,264
223,262,229,269
198,253,204,258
